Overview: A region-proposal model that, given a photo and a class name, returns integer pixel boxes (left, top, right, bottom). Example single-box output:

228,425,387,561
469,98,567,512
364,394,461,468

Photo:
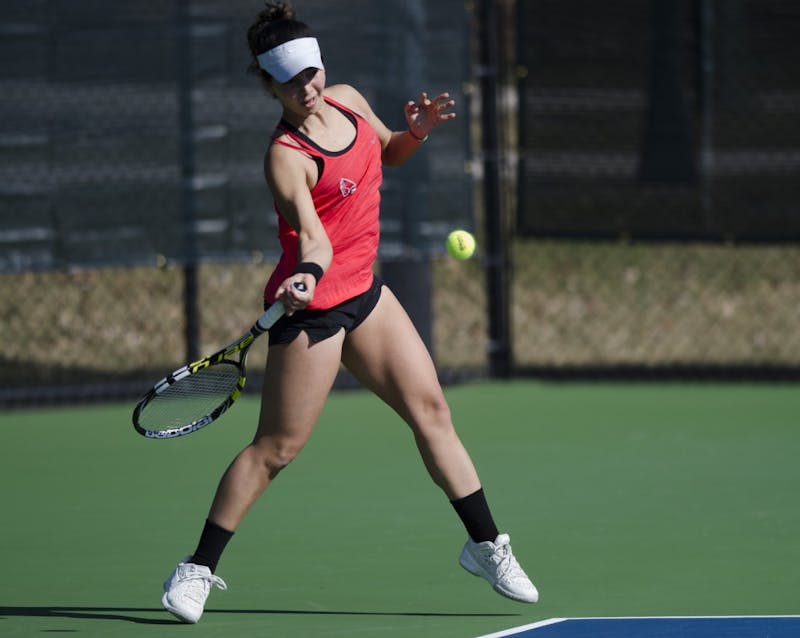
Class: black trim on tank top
278,100,358,157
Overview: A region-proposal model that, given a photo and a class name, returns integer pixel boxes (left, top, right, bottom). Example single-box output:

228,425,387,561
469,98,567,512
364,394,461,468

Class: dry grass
511,240,800,366
3,240,800,388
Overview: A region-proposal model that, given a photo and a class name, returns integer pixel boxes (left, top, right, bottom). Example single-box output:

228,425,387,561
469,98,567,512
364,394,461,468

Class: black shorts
265,274,384,346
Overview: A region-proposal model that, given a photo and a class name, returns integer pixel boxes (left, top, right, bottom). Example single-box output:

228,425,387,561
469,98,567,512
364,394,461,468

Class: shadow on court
0,606,177,625
0,606,520,626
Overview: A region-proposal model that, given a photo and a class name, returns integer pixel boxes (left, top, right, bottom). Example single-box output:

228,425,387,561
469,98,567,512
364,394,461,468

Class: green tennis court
2,380,798,637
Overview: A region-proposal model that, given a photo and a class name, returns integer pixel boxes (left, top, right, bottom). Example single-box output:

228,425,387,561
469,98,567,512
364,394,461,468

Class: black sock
450,488,499,543
190,519,234,573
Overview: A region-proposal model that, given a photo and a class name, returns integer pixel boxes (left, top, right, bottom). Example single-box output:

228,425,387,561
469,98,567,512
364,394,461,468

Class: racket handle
254,281,307,333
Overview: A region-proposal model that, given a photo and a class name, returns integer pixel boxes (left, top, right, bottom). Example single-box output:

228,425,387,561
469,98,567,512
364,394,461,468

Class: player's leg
340,285,538,603
162,329,345,623
207,328,346,531
341,285,479,500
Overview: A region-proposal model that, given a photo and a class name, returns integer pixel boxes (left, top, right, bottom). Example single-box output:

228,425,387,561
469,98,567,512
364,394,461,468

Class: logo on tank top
339,178,357,197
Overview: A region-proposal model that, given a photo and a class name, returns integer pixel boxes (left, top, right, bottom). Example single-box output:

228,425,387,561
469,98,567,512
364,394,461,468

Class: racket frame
132,301,286,439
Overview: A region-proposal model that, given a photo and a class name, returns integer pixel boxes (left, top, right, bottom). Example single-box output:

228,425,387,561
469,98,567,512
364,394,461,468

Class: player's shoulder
265,132,296,162
325,84,372,119
264,132,309,182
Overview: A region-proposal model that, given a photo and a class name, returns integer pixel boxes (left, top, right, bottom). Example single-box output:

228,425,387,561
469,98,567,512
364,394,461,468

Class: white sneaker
161,556,227,623
458,533,539,603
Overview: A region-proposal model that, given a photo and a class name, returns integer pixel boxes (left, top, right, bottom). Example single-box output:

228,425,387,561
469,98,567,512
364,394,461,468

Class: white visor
256,37,324,83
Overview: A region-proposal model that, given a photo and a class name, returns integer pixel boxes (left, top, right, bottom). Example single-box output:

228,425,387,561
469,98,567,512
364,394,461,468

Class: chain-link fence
510,240,800,372
1,0,471,271
517,0,800,241
0,0,474,405
2,0,799,407
508,0,800,375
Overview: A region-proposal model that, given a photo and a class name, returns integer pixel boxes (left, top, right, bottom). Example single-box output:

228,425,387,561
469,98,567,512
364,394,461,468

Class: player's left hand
405,92,456,139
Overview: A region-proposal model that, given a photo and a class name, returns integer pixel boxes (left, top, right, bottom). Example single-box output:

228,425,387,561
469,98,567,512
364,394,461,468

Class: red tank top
263,96,382,309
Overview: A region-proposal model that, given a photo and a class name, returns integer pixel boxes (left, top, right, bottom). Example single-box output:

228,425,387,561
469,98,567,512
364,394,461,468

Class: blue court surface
475,616,800,638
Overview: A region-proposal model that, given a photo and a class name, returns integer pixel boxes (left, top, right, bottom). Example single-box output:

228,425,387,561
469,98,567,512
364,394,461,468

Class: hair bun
262,1,295,22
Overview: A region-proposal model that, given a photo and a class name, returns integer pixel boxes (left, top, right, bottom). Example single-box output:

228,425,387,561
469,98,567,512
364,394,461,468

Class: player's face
273,67,326,116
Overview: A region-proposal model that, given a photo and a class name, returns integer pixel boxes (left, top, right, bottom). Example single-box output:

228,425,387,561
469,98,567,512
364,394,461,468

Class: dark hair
247,1,315,85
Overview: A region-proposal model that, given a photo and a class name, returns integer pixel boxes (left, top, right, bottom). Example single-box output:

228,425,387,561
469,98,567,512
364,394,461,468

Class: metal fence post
176,0,199,362
478,0,511,378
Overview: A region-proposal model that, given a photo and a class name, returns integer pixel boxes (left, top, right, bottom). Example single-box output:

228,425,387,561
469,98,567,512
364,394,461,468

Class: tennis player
161,1,538,623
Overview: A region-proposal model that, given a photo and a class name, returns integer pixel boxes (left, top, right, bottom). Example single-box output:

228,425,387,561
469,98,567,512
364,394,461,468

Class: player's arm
328,84,456,166
264,143,332,312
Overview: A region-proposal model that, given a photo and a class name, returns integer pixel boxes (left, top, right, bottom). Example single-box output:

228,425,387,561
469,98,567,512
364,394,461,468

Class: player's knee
255,440,304,479
264,451,297,479
409,393,453,436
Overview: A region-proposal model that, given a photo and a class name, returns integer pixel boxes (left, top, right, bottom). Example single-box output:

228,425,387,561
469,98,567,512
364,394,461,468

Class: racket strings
139,363,242,430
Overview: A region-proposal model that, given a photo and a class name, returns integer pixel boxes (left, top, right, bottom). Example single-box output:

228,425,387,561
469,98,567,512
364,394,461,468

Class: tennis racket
132,283,303,439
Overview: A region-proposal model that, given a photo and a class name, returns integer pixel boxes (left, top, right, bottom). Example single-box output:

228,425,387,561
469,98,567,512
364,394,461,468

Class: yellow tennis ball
446,229,476,260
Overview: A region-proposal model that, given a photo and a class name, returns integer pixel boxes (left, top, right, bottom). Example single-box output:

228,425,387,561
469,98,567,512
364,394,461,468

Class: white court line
563,615,800,620
473,618,567,638
473,615,800,638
